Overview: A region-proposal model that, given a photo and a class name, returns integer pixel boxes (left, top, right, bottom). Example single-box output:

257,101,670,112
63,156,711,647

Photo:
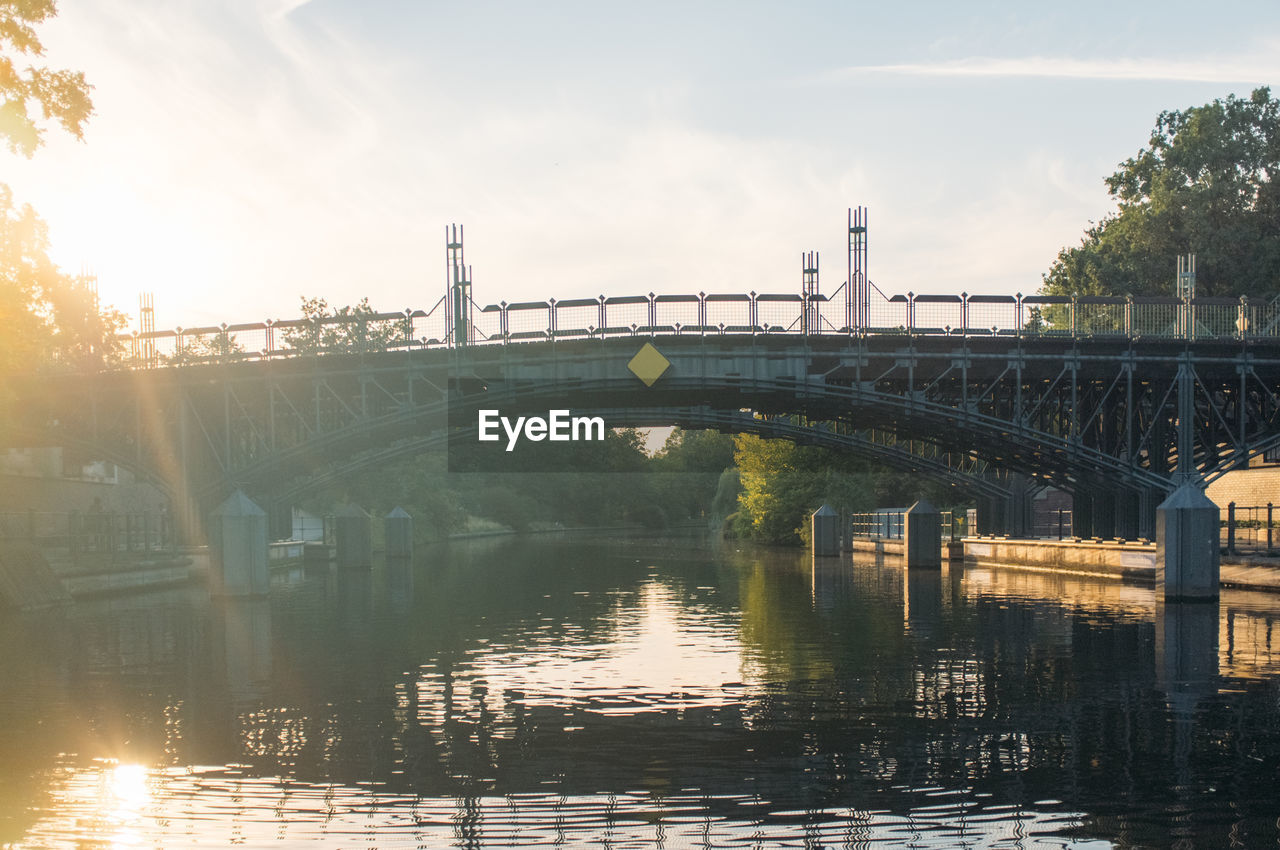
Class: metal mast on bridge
139,292,156,368
848,206,868,331
445,224,473,347
801,251,819,334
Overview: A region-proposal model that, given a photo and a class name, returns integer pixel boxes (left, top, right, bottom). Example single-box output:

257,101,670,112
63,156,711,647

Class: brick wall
1206,466,1280,508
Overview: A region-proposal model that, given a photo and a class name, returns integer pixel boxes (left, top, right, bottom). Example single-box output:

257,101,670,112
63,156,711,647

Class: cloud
829,55,1280,84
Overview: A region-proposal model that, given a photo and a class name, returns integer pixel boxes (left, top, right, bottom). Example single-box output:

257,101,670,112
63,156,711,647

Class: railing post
1239,295,1249,340
598,295,606,334
69,510,80,560
1125,295,1133,338
1269,502,1274,552
648,292,656,333
698,291,706,331
1058,508,1064,540
1070,295,1077,338
549,298,557,336
961,292,969,338
749,292,758,332
1227,501,1236,554
907,292,915,335
500,301,509,341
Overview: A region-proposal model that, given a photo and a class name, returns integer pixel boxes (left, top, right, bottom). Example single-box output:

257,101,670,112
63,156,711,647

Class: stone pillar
904,499,941,569
385,507,414,559
1004,473,1032,538
1155,481,1220,600
1091,490,1116,539
810,504,839,557
209,490,269,597
975,496,1005,537
335,503,373,569
1138,487,1160,541
1072,490,1094,538
1115,490,1140,541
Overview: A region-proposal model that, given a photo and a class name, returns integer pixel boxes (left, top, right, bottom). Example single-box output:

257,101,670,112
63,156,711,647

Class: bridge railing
116,291,1280,368
0,510,177,561
851,509,968,542
1221,502,1279,555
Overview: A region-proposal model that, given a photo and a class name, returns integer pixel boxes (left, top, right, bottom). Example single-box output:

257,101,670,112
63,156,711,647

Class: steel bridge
5,283,1280,542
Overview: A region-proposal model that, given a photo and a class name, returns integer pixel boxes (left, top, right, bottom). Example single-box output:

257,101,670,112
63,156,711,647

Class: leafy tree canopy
283,296,409,354
1043,86,1280,298
0,184,123,373
0,0,117,377
0,0,93,157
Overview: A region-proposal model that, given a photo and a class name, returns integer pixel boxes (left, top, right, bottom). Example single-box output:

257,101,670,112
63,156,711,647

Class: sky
5,0,1280,330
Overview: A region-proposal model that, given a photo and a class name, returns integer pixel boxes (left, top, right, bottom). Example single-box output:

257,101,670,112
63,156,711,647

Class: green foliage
297,424,966,546
0,2,121,378
1044,87,1280,297
282,296,409,354
708,467,742,531
0,0,93,158
655,427,736,473
0,186,124,374
732,435,882,545
165,330,247,366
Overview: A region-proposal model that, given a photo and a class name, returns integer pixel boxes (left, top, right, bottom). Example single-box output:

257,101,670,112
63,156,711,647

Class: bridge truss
8,301,1280,542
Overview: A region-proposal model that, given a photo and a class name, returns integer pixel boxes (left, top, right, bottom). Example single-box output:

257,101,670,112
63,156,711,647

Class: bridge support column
904,499,941,569
1091,491,1117,539
810,505,839,557
1072,490,1094,539
1004,474,1032,538
975,496,1004,537
1156,481,1220,600
1114,490,1140,541
385,507,414,559
209,490,269,597
1138,488,1160,541
335,503,373,569
267,502,293,542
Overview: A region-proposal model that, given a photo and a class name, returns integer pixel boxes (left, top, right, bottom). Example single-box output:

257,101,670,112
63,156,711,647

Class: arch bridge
6,289,1280,541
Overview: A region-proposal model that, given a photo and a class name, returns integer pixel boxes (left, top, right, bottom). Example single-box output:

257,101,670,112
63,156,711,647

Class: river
2,530,1279,847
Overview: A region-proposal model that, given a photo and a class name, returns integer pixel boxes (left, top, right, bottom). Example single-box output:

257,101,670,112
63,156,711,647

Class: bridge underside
7,333,1280,541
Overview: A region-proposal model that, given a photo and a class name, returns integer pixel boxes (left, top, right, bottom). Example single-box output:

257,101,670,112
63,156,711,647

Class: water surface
2,532,1279,847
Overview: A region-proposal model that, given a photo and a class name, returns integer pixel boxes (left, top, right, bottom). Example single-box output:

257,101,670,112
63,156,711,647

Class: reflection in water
2,533,1280,846
904,566,943,637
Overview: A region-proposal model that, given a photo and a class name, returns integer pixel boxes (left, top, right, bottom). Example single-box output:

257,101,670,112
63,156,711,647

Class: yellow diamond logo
628,342,670,387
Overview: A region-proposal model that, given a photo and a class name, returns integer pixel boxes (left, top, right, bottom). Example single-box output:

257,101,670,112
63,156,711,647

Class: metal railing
110,290,1280,369
0,510,177,560
850,509,968,542
1032,509,1075,540
1221,502,1280,555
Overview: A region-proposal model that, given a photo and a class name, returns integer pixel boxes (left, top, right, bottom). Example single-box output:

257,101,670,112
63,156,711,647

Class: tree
1043,87,1280,298
165,329,247,366
0,1,117,376
0,185,123,373
0,0,93,157
282,296,408,354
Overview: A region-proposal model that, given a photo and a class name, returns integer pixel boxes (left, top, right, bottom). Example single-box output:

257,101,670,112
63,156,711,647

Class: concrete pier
209,490,269,596
811,505,839,556
335,503,373,568
904,499,941,569
385,507,414,559
1156,481,1220,600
